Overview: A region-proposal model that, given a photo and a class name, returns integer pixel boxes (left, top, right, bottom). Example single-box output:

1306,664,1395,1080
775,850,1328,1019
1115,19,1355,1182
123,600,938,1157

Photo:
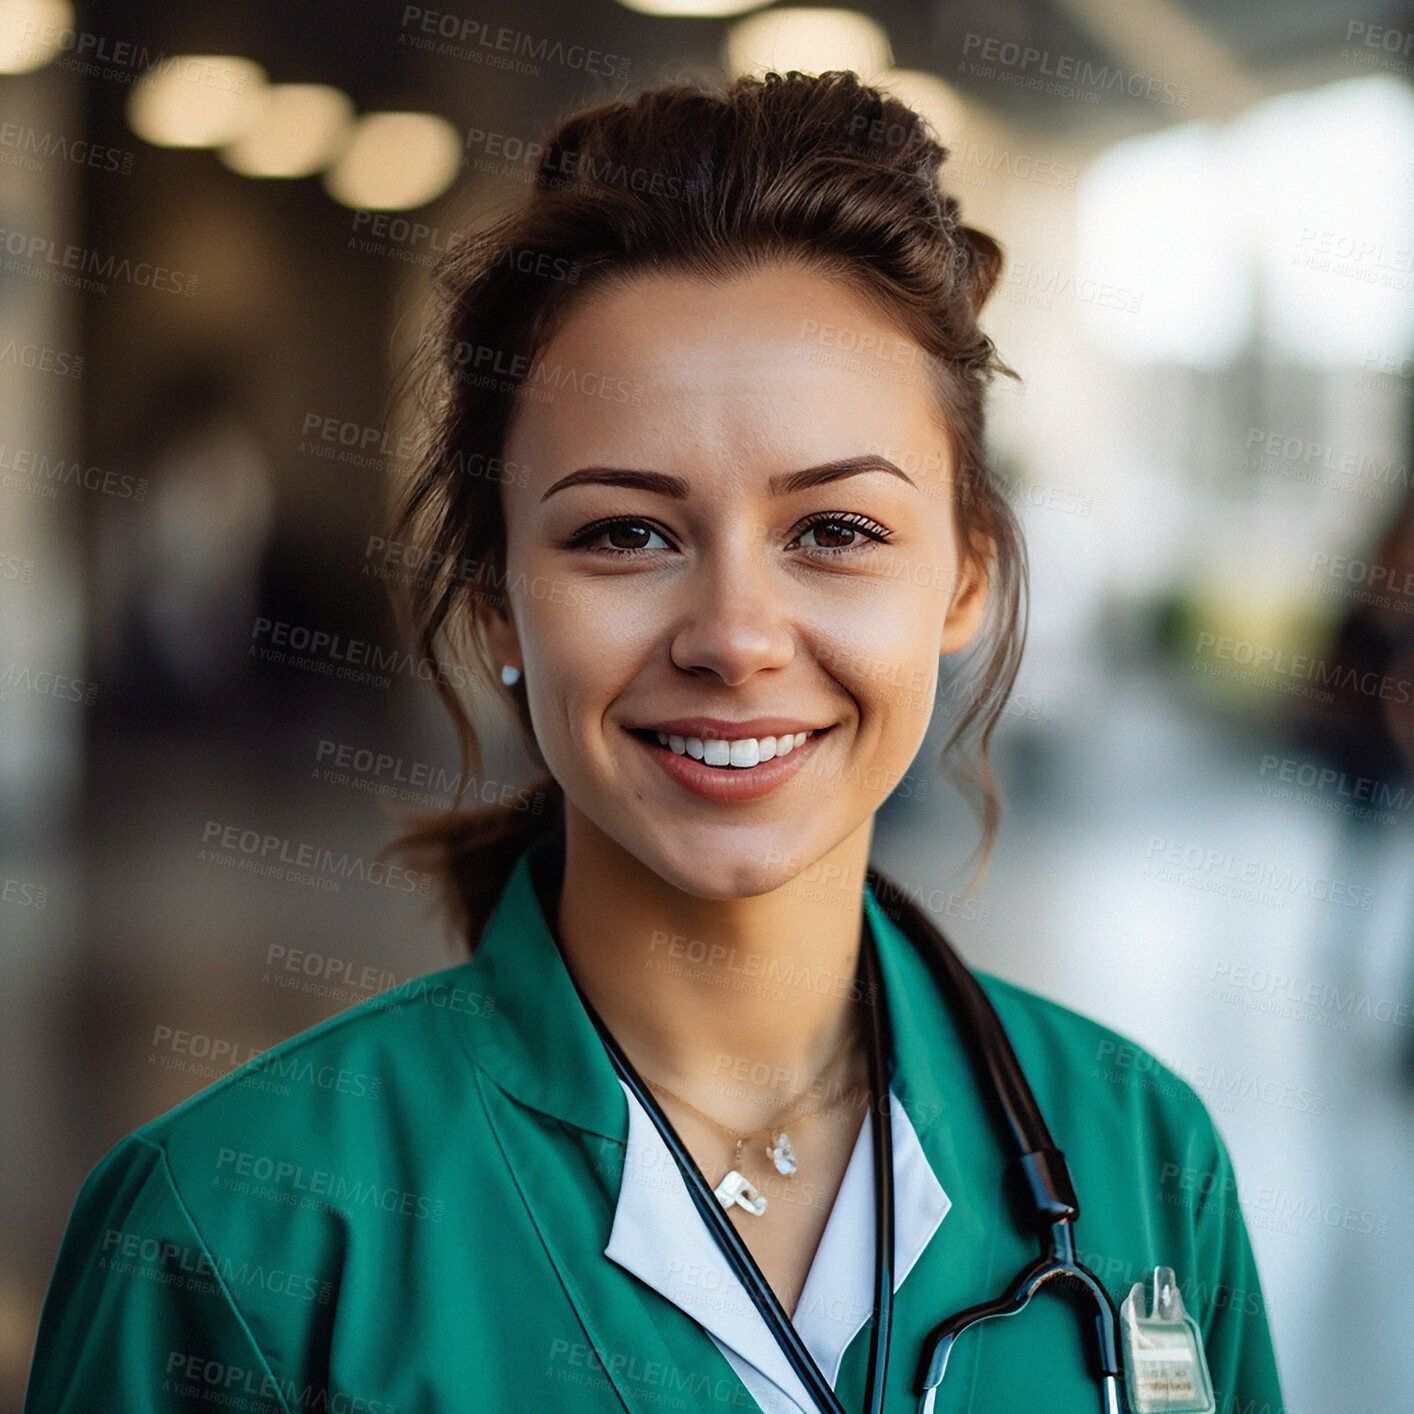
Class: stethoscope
531,839,1127,1414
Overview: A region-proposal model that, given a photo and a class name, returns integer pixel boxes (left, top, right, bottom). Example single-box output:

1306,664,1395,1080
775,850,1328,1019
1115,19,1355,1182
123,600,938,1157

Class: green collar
462,833,962,1154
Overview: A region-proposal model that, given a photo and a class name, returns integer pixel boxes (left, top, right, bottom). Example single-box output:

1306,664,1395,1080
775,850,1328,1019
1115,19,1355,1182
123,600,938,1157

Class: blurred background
2,0,1412,1408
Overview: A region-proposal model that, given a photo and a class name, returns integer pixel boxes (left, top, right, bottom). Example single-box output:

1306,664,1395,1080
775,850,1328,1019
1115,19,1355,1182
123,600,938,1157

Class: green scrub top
24,833,1286,1413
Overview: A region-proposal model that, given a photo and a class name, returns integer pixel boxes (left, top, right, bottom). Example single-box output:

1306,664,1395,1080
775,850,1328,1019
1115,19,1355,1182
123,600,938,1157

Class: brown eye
793,511,892,555
802,520,859,549
606,522,652,550
566,517,673,557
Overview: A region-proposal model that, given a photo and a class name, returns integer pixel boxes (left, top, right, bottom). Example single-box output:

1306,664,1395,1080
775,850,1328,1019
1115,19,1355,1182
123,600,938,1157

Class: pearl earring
500,664,522,687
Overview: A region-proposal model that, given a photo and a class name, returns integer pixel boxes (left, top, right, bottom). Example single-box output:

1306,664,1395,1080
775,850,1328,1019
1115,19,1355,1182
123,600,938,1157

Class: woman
25,72,1285,1414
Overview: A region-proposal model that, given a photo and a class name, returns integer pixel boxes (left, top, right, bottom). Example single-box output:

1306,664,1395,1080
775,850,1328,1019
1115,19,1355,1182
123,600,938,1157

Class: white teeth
649,729,813,768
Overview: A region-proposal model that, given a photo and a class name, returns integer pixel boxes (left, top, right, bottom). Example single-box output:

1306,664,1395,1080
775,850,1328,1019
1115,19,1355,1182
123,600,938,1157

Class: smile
650,729,813,768
624,725,834,803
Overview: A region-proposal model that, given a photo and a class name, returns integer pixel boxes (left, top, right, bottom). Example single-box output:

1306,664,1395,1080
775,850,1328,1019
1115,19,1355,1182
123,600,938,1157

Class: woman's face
489,260,990,899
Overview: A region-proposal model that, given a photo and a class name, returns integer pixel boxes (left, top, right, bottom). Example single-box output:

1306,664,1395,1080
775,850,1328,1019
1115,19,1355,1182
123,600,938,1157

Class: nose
668,535,796,684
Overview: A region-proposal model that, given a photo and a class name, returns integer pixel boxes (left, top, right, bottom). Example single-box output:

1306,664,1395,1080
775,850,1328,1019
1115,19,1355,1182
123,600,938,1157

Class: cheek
806,575,947,703
527,578,662,660
514,582,653,734
809,599,944,804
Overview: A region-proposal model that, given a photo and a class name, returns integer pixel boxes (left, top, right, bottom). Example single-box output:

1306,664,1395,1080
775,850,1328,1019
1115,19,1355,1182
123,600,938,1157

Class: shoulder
966,972,1267,1305
921,978,1286,1407
972,968,1227,1169
965,978,1286,1406
87,957,499,1226
30,960,513,1412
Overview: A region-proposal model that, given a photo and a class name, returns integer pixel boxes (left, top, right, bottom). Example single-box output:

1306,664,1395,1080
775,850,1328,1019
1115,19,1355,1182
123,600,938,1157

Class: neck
551,804,875,1107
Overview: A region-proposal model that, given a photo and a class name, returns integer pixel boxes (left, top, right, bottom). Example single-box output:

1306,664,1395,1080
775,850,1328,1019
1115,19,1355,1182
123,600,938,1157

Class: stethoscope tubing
567,920,896,1414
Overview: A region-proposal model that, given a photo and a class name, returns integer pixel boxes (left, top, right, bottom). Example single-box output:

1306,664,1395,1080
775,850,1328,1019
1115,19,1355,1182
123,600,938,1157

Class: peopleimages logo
199,820,434,895
1143,835,1375,912
162,1352,398,1414
16,21,259,89
957,32,1191,107
213,1148,447,1223
0,227,197,296
1193,631,1413,706
0,122,135,175
398,7,630,80
0,340,83,378
248,617,481,692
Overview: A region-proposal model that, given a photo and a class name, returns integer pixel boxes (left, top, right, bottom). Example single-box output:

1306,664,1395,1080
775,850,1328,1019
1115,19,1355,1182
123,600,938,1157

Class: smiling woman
24,71,1284,1414
388,72,1024,942
484,261,991,875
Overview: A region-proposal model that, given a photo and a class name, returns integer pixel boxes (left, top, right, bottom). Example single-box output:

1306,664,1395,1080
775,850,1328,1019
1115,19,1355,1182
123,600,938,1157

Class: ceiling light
875,69,966,145
220,84,355,178
0,0,73,75
128,55,268,148
322,111,463,211
724,8,892,81
617,0,773,14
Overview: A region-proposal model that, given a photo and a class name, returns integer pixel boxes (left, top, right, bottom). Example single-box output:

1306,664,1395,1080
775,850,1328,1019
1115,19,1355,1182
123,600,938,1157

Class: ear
939,535,992,656
481,599,523,679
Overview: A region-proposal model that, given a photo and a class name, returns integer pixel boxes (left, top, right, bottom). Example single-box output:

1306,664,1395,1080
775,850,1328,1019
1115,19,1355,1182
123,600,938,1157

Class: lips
624,723,834,803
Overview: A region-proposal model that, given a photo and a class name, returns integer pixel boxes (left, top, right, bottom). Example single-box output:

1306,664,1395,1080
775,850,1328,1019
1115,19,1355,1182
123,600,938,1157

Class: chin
628,828,817,903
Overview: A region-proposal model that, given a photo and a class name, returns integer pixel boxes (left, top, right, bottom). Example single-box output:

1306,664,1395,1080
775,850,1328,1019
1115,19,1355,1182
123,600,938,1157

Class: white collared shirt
606,1078,951,1414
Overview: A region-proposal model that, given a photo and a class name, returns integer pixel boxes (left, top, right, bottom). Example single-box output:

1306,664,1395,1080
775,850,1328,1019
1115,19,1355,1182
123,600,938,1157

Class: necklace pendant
714,1168,768,1216
766,1131,798,1176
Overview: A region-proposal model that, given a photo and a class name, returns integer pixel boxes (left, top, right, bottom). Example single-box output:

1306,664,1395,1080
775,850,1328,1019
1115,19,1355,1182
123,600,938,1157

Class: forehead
505,262,950,488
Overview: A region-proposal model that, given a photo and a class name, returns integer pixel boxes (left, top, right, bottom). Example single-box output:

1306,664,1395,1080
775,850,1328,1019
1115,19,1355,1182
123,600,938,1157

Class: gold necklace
642,1021,865,1217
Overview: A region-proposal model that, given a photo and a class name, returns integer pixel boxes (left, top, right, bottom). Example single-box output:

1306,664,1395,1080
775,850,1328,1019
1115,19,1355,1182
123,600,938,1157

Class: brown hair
381,69,1027,952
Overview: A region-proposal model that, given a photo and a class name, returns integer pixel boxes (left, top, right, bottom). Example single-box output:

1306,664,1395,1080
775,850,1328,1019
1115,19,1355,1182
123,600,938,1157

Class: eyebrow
538,454,919,503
